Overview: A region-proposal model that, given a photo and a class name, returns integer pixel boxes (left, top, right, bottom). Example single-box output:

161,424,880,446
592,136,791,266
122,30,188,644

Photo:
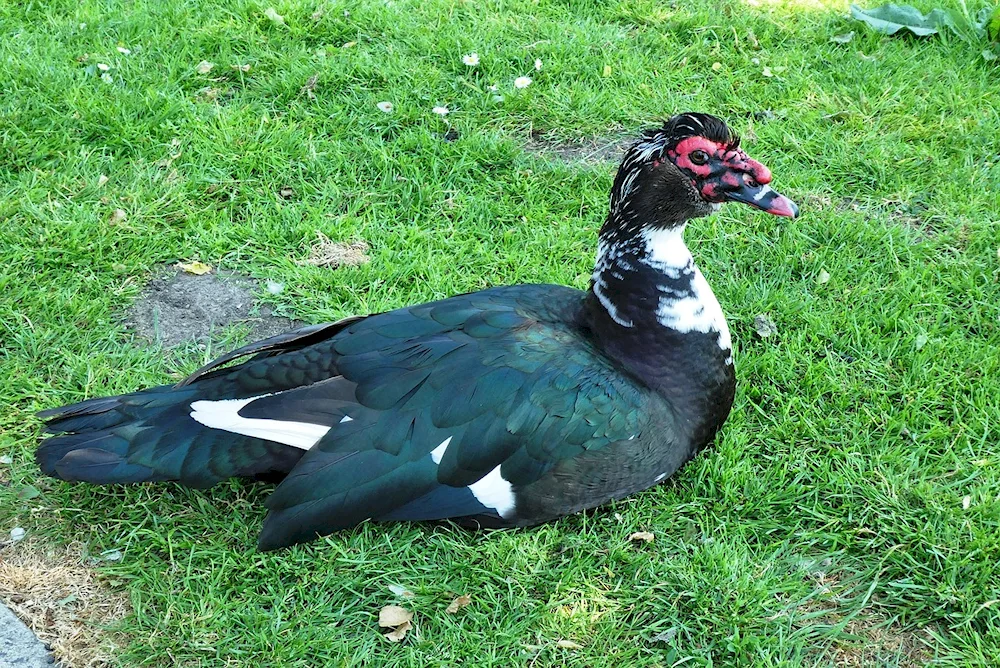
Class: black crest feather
638,113,740,152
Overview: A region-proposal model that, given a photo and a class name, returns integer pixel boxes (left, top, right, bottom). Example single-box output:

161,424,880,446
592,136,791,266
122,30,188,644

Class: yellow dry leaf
445,595,472,614
97,174,109,187
556,639,583,649
384,619,411,642
378,605,413,627
711,62,722,71
602,64,612,77
628,531,654,543
196,60,214,74
176,261,212,275
342,41,357,48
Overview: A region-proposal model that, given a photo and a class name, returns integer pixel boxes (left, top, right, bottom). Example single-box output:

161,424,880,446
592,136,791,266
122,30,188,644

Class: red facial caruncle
666,136,797,218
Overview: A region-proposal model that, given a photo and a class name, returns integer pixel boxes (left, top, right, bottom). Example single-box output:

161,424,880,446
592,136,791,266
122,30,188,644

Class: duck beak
725,182,799,218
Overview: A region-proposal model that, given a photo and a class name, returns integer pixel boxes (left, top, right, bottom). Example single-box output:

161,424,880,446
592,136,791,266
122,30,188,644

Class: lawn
1,0,999,665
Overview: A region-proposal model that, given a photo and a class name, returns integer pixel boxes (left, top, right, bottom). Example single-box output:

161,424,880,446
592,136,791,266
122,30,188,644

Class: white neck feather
592,225,733,362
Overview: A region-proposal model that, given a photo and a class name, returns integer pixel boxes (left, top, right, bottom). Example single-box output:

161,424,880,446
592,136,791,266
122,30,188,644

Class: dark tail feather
37,386,303,488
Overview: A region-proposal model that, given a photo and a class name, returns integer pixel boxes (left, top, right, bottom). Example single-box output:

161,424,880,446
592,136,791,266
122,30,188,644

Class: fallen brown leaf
379,605,413,627
279,186,295,199
446,595,472,614
629,531,655,543
108,209,126,225
384,619,411,642
379,605,414,642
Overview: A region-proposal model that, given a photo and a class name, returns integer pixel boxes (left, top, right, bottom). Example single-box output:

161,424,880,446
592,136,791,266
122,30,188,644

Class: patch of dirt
524,135,633,165
825,613,934,667
125,268,301,348
0,540,130,667
777,567,934,667
298,232,371,269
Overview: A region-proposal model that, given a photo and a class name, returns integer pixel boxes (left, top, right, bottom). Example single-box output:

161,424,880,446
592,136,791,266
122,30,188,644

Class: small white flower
101,72,113,83
116,46,131,55
488,84,498,91
377,101,394,113
513,76,532,89
462,52,479,67
432,105,449,116
534,58,542,71
97,62,110,71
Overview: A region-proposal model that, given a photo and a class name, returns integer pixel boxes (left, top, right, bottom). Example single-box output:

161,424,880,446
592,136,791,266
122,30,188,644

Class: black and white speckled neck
590,225,732,363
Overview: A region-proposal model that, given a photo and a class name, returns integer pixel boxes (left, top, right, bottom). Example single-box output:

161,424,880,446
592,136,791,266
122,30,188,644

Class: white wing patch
190,394,331,451
429,437,452,464
468,464,516,517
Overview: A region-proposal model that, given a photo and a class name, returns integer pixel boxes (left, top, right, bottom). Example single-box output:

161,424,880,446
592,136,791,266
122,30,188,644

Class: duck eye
689,150,709,165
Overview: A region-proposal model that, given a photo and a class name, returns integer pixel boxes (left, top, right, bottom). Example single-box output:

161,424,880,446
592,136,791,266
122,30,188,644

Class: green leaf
988,5,1000,42
849,4,955,36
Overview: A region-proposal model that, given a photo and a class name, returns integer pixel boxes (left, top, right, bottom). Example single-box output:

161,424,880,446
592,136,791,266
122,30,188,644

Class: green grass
2,0,999,664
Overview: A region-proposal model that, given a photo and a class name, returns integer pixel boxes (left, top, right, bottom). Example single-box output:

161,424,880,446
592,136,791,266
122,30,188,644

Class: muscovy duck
36,113,798,550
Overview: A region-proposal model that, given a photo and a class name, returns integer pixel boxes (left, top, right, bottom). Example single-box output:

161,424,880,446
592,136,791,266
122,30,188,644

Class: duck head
609,112,798,228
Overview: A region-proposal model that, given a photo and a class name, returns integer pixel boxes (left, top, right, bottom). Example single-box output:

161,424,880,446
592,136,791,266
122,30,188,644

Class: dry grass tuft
299,232,370,269
785,570,935,667
0,540,130,667
826,612,935,667
524,135,631,164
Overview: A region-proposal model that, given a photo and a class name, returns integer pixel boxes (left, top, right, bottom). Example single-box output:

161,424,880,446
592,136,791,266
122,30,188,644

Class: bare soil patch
777,567,935,666
0,540,130,667
125,268,301,349
524,135,633,165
